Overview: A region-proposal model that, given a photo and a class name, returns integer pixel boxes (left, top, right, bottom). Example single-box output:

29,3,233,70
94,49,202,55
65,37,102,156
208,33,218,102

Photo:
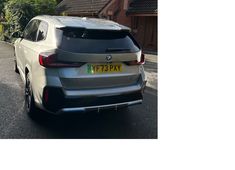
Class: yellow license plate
87,64,122,74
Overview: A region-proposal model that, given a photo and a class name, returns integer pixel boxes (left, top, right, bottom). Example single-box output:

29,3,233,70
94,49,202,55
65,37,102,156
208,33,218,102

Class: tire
25,73,38,118
14,59,19,73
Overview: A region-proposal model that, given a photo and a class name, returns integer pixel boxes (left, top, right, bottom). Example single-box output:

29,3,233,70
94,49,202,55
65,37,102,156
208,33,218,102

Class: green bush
3,0,57,42
0,0,6,14
0,33,4,41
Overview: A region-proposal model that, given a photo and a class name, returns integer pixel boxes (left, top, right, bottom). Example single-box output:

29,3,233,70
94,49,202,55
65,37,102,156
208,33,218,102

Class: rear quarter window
23,20,40,41
36,21,48,41
57,27,140,53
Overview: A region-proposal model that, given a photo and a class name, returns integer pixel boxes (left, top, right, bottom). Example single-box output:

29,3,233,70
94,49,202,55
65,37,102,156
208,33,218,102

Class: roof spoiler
57,26,131,32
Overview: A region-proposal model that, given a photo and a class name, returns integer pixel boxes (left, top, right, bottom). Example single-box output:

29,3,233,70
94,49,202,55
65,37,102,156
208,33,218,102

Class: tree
0,0,6,14
56,0,63,4
4,0,57,37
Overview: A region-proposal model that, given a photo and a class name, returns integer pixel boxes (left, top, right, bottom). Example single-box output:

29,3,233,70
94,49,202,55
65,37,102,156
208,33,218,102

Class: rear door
18,19,40,74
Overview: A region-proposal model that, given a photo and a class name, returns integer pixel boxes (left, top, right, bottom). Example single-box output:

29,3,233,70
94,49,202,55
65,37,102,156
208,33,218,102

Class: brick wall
100,0,131,27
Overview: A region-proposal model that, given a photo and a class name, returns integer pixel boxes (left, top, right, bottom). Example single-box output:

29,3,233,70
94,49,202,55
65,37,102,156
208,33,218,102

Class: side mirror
11,32,23,38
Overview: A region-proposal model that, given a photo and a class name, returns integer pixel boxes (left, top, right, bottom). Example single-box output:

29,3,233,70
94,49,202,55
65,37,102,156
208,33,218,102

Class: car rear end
36,26,146,114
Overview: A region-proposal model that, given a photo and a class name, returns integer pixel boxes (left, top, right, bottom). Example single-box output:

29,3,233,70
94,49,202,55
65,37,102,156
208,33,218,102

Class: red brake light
125,53,145,65
39,53,85,68
39,54,57,67
139,53,145,64
39,55,44,66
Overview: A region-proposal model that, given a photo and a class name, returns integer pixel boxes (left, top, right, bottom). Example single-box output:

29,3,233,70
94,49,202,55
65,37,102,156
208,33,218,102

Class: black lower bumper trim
64,91,143,108
43,86,143,113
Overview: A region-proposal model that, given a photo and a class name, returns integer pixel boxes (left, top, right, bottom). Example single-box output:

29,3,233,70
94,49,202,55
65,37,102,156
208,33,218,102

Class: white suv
13,15,146,116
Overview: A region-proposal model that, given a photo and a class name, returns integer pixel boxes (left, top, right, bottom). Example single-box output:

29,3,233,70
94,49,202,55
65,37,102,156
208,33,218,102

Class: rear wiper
106,48,131,52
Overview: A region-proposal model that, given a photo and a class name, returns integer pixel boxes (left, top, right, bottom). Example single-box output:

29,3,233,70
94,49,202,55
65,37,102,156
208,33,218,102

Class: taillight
39,54,56,67
39,53,85,68
140,53,145,64
125,53,145,65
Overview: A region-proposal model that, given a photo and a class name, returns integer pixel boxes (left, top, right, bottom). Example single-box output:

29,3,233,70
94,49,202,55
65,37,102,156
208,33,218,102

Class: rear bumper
41,84,146,114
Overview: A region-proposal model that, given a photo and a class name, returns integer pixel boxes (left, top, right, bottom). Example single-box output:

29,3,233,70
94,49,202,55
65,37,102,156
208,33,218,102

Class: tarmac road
0,41,157,139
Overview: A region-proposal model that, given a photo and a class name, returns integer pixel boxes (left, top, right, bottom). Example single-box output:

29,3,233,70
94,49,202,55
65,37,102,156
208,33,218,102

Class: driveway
0,41,157,139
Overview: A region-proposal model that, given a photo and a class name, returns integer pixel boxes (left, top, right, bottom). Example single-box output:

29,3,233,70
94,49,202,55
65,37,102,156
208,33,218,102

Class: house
56,0,157,52
56,0,111,17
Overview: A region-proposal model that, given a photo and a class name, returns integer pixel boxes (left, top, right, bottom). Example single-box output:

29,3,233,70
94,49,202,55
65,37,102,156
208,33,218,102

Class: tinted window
23,20,40,41
57,27,140,53
36,21,48,41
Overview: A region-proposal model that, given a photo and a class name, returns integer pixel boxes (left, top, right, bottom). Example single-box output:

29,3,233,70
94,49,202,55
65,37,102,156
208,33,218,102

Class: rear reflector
42,87,65,112
43,88,49,103
39,53,85,68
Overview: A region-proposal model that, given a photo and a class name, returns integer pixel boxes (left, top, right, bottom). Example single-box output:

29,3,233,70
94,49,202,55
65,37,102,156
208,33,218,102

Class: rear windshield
57,27,140,53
